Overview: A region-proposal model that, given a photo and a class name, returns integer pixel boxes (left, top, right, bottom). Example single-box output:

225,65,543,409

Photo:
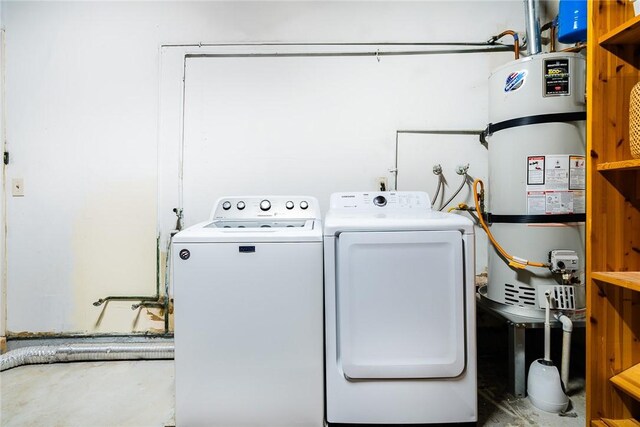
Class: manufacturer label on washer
544,58,570,96
504,70,527,92
526,154,585,214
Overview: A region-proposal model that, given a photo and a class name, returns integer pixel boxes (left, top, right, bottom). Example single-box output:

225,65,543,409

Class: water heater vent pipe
524,0,542,55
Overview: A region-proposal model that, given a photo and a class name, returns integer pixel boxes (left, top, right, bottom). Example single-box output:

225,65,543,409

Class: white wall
0,0,5,336
3,1,528,334
180,54,485,220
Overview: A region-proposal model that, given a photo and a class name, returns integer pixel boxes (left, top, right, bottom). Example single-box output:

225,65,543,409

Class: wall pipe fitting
488,30,520,60
0,342,174,372
92,233,173,334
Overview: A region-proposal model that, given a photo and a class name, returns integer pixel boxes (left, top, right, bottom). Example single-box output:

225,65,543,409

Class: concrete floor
476,358,585,426
1,323,586,427
1,360,175,427
1,359,584,427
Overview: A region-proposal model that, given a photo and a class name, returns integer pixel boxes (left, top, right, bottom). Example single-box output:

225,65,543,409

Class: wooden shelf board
592,272,640,292
595,419,640,427
597,159,640,172
599,14,640,45
610,363,640,402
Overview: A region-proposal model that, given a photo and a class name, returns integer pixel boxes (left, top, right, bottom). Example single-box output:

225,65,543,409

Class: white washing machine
172,196,324,427
324,191,477,425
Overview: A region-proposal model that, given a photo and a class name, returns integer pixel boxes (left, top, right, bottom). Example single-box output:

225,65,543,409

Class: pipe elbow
555,313,573,332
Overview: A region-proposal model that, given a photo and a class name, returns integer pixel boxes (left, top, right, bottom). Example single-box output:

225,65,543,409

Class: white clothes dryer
324,191,477,425
173,196,324,427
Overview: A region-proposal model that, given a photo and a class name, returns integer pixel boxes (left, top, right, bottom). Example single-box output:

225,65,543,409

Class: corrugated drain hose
472,178,548,270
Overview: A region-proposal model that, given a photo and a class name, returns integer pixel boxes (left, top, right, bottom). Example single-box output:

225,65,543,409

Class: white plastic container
527,359,569,413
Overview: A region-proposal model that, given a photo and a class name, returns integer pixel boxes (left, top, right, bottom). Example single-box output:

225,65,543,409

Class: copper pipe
550,25,557,52
489,30,520,60
561,43,587,52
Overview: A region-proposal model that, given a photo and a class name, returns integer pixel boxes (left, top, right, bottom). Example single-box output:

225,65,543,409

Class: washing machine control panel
211,196,320,220
330,192,431,210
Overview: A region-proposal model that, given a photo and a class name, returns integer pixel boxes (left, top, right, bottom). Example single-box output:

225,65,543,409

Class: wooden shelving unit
611,364,640,402
587,1,640,424
596,159,640,171
599,14,640,45
592,419,640,427
592,272,640,293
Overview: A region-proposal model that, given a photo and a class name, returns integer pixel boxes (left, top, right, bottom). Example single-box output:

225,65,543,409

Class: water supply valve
548,250,579,274
456,164,470,175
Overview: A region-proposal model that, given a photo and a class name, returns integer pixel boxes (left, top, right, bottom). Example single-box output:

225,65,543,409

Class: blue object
558,0,587,43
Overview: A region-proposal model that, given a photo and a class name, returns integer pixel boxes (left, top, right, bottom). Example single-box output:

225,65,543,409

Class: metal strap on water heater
480,110,587,224
479,111,586,145
485,213,586,224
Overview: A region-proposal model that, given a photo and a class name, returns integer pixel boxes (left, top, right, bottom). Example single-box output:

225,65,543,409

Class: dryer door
336,230,465,379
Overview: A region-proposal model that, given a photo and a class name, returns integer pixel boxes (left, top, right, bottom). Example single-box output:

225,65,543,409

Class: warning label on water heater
526,154,585,215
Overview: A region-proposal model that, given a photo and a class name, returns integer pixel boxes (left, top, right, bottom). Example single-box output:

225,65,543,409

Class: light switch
12,178,24,197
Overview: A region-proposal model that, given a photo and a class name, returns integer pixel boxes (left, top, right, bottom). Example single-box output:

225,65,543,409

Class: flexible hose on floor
0,342,174,372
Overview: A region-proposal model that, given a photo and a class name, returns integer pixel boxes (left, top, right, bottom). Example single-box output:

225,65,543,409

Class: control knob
300,201,309,210
260,200,271,211
373,196,387,207
237,201,246,210
285,201,295,210
222,201,232,210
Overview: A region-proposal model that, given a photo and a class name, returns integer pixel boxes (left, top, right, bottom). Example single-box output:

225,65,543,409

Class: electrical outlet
377,177,388,192
12,178,24,197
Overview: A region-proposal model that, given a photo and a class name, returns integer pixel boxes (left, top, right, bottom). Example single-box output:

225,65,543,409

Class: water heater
484,52,586,317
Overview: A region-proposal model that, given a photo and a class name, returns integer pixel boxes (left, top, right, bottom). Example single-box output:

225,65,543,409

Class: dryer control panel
330,192,431,211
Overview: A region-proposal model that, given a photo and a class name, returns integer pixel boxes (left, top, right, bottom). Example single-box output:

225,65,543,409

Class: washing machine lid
172,219,323,243
335,229,466,379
